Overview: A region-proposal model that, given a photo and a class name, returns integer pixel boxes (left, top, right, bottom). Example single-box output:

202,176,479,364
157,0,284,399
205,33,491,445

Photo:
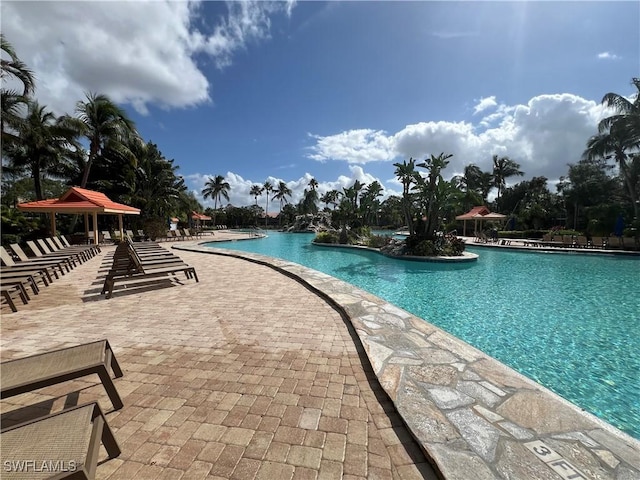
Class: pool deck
1,231,639,479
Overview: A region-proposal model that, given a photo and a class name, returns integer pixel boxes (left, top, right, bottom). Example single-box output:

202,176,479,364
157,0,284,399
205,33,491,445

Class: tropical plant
74,92,137,188
249,184,264,225
584,78,640,221
320,190,340,210
272,181,292,224
393,158,418,235
415,152,453,240
1,35,35,147
492,155,524,206
3,101,80,200
202,174,230,224
263,180,273,227
131,141,186,220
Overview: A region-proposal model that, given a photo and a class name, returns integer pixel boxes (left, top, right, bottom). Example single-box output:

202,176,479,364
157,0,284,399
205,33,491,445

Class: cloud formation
307,93,610,184
2,0,292,115
597,52,620,60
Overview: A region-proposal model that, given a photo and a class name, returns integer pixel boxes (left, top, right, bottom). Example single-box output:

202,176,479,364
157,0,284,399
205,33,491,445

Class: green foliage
314,231,338,244
367,234,391,248
143,217,167,241
441,237,466,256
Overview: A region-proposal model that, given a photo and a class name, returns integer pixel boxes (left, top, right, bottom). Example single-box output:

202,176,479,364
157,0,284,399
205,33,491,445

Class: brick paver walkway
0,242,437,479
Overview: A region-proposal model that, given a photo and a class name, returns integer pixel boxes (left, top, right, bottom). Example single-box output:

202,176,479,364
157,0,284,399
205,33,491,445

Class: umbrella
614,214,625,237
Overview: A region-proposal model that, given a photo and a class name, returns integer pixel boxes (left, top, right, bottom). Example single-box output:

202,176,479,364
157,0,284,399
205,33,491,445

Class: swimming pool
205,232,640,439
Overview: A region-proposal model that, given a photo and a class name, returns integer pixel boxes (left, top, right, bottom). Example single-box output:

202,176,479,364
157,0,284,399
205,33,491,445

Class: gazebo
17,187,140,245
455,206,507,237
191,211,211,231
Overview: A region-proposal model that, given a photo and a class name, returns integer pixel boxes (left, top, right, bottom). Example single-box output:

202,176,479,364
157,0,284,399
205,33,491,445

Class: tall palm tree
453,164,484,211
249,184,264,207
75,92,137,188
263,180,273,227
492,155,524,205
272,181,292,223
202,175,231,224
308,177,318,191
393,158,418,235
4,101,80,200
360,180,383,226
249,184,264,225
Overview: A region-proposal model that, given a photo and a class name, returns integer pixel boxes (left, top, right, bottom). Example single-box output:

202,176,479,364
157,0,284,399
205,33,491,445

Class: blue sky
3,1,639,208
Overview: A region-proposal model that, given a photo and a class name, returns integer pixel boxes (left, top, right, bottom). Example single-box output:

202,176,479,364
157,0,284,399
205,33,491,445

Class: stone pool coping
175,242,640,479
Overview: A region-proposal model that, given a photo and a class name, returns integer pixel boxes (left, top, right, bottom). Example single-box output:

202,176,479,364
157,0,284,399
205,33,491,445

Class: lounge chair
25,240,80,270
0,402,121,479
0,247,52,291
0,284,30,313
9,243,68,277
102,242,198,298
36,239,87,264
0,339,124,410
589,236,606,249
51,237,99,259
575,236,588,248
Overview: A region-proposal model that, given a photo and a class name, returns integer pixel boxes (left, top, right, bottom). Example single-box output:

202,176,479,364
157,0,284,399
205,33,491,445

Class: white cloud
597,51,620,60
473,96,498,115
307,129,396,164
2,0,292,116
307,93,611,186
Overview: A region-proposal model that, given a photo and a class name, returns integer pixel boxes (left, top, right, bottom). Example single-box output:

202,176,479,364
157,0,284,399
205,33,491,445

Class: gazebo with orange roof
18,187,140,245
455,206,507,236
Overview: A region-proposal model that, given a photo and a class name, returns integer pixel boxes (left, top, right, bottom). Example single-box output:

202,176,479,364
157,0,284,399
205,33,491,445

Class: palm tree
393,158,418,235
272,181,292,224
75,92,137,188
249,184,264,226
492,155,524,206
416,153,453,239
453,164,484,211
308,177,318,191
585,78,640,221
1,35,36,147
360,180,383,225
132,141,186,219
4,101,80,200
250,184,264,206
202,175,231,225
0,34,35,97
320,190,340,210
263,180,273,227
599,78,640,150
584,130,638,220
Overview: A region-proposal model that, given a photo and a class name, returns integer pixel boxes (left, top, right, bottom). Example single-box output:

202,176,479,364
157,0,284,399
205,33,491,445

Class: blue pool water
205,232,640,439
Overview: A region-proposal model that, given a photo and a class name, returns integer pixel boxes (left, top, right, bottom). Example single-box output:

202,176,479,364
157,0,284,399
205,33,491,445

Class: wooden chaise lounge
0,402,120,480
0,340,124,410
102,241,198,299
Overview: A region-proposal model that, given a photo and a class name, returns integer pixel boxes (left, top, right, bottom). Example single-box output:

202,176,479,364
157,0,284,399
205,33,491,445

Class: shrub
410,239,437,256
367,234,391,248
314,231,338,244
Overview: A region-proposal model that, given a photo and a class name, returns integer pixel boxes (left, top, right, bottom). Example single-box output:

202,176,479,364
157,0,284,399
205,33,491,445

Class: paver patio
0,236,437,480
